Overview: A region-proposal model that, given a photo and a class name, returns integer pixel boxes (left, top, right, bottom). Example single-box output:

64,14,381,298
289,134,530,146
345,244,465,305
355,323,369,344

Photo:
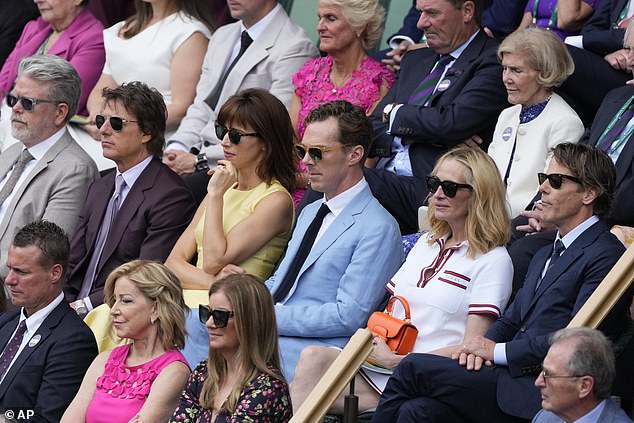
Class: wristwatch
195,153,209,173
382,103,397,123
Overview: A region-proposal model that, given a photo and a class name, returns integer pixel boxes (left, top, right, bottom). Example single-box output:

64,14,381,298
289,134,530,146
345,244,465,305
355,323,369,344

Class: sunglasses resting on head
426,175,473,198
199,304,234,328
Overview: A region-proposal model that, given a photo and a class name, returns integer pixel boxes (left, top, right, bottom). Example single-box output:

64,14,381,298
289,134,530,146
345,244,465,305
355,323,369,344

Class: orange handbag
367,296,418,355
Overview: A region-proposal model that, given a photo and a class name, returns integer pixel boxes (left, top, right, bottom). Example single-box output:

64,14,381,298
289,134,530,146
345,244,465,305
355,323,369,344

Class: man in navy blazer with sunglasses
371,143,631,423
64,82,195,314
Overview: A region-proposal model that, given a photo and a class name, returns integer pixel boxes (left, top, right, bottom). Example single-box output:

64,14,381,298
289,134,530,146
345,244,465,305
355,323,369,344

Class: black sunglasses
6,93,59,111
198,304,234,328
294,143,338,161
95,114,138,132
426,175,473,198
537,172,582,189
215,123,259,145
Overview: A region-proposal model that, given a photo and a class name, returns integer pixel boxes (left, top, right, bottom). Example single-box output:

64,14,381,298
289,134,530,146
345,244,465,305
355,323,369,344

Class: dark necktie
0,149,34,206
408,55,454,105
596,105,634,152
0,320,27,380
78,174,126,299
273,203,331,303
205,30,254,110
536,239,565,291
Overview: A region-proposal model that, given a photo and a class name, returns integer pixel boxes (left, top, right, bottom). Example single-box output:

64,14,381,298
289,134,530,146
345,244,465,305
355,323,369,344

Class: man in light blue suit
265,101,403,381
533,327,633,423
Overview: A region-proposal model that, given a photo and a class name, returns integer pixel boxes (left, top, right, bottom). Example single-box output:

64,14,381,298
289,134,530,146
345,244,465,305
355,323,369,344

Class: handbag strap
386,295,412,321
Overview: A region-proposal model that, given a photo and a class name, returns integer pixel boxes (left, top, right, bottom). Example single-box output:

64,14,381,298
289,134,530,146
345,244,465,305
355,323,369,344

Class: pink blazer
0,8,105,115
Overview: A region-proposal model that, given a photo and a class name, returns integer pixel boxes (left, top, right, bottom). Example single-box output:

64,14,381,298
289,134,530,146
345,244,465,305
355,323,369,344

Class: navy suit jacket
485,221,627,419
533,398,633,422
581,0,628,55
0,301,97,422
64,158,196,307
371,30,508,180
585,85,634,227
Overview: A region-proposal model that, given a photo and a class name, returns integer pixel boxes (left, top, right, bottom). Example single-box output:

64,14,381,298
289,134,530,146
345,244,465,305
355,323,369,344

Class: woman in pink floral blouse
170,274,291,423
289,0,395,205
61,261,190,422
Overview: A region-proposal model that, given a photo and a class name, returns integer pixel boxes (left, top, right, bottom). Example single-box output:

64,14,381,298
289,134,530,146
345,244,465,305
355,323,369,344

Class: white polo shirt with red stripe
386,233,513,354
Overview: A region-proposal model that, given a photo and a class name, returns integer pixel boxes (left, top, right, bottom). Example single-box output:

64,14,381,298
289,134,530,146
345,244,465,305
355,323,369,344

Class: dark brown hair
217,89,297,192
121,0,215,39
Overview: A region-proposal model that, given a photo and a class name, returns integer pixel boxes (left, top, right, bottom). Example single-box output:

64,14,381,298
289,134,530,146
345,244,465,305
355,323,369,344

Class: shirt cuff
493,343,508,365
389,36,416,50
165,141,189,152
387,104,404,135
83,297,94,312
564,35,584,49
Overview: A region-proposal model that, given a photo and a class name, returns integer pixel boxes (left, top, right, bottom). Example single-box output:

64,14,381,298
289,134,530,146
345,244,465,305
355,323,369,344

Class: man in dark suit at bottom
371,143,630,423
0,221,97,421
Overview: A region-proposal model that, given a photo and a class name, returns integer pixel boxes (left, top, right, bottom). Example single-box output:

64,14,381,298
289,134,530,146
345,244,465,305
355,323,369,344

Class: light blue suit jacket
532,398,633,423
266,184,403,380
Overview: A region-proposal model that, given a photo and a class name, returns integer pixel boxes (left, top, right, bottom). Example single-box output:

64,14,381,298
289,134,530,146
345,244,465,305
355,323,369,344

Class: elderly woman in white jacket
488,27,584,217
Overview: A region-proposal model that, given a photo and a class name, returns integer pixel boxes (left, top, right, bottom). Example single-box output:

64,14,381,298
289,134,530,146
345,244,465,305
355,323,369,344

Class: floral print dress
170,361,292,423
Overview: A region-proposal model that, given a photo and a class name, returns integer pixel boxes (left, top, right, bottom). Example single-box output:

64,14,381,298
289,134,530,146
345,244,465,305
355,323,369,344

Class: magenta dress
291,56,395,204
85,344,189,423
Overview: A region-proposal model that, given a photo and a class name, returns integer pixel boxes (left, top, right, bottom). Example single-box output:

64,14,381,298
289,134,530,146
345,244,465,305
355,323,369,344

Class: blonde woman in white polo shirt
291,147,514,415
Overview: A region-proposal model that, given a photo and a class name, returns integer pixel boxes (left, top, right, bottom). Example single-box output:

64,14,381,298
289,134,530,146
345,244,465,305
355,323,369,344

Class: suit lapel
84,173,115,255
0,133,71,239
0,303,66,399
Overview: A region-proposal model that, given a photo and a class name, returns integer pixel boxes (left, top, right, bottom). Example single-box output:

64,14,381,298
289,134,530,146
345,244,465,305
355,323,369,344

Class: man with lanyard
371,142,631,423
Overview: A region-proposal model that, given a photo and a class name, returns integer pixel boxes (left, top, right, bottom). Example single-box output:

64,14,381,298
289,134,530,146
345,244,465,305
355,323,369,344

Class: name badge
502,126,513,142
28,334,41,348
437,79,451,92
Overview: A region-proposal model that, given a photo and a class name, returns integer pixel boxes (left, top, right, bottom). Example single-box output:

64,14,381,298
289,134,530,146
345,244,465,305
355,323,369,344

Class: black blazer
486,221,628,419
370,30,509,180
0,301,98,422
581,0,628,55
64,158,196,307
585,85,634,226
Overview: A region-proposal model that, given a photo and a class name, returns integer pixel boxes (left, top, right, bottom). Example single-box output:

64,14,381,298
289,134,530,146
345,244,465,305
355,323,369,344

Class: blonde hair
498,27,574,88
104,260,188,350
200,274,284,413
425,147,511,257
319,0,385,51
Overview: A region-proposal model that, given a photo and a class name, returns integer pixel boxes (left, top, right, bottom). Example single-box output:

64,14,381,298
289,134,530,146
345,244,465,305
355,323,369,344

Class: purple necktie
596,106,634,152
409,55,454,105
0,320,27,379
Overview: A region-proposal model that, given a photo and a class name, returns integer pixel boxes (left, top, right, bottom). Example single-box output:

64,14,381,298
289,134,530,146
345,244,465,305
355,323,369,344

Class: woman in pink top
289,0,394,205
61,261,191,423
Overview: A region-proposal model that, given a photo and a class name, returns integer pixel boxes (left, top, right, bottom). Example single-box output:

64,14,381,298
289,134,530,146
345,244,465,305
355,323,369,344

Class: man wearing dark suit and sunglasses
0,55,98,311
371,142,632,423
63,82,196,316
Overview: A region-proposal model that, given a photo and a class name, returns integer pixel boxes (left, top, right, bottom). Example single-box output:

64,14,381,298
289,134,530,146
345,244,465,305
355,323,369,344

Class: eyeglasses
198,304,234,328
6,93,59,111
294,143,339,161
426,175,473,198
537,173,582,189
540,370,583,384
95,115,138,132
215,123,259,145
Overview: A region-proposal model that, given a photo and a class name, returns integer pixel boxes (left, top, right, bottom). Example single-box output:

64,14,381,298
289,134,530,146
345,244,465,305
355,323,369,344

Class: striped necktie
408,55,454,105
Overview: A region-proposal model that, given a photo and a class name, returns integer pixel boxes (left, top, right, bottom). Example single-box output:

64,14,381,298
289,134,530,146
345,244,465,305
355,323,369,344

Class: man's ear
348,145,364,167
578,375,595,400
462,0,476,23
49,263,63,285
54,103,70,127
581,186,599,206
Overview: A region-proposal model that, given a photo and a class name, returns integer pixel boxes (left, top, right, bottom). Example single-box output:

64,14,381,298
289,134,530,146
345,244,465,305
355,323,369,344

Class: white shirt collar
557,215,600,249
321,178,368,218
241,3,281,39
116,155,152,190
19,292,64,332
573,399,607,423
26,127,66,161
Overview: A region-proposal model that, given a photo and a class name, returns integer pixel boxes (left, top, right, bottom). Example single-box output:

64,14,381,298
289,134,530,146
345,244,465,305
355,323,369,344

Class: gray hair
550,327,615,400
17,55,81,122
319,0,386,51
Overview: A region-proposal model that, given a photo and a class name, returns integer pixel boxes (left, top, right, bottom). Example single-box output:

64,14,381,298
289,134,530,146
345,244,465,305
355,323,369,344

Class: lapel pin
502,127,513,142
437,79,451,92
28,334,41,348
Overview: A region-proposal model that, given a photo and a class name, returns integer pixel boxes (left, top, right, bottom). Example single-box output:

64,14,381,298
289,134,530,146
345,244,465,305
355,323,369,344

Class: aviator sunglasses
198,304,234,328
95,114,137,132
6,93,59,111
294,143,339,161
537,172,582,189
215,122,259,145
426,175,473,198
